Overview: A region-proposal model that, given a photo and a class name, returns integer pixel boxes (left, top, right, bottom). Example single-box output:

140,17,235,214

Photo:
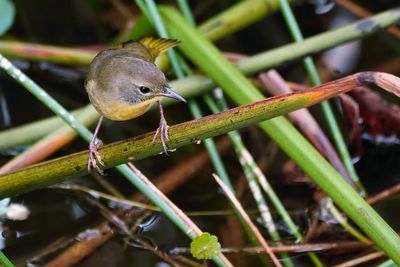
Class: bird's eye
138,86,151,94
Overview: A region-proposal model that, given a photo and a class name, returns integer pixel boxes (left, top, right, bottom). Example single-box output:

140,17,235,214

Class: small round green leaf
190,232,221,260
0,0,16,35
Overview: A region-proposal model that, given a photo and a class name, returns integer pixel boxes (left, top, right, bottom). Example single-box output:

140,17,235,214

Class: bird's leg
152,100,170,154
88,115,105,175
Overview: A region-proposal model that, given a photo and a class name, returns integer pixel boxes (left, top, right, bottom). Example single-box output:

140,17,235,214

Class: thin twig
323,197,370,243
128,162,201,235
132,237,184,267
127,163,233,267
213,173,282,267
367,183,400,206
52,183,158,211
332,250,385,267
108,0,133,20
45,227,113,267
175,255,205,267
304,212,320,242
131,135,231,203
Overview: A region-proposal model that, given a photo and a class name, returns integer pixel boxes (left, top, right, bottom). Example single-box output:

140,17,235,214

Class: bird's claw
88,139,105,175
152,116,170,155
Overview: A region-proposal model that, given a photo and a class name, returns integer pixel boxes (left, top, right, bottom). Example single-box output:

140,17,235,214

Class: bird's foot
152,115,170,155
88,139,105,175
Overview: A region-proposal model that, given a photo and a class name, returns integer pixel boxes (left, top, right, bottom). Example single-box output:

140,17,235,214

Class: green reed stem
0,57,93,142
187,101,233,190
199,0,283,41
176,0,195,25
278,0,366,195
278,0,368,243
377,259,397,267
0,250,13,267
324,197,370,243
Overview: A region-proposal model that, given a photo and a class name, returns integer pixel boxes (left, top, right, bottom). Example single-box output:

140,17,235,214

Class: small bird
85,37,186,174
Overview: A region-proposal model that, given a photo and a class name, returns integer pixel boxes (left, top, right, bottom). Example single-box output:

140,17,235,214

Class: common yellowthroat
85,37,186,174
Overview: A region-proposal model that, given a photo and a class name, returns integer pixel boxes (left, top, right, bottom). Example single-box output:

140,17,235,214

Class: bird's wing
120,37,180,63
139,37,180,62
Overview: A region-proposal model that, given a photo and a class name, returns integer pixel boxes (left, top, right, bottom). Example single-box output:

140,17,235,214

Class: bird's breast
100,98,160,121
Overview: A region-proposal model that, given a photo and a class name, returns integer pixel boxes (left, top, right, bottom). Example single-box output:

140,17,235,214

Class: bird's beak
160,86,187,103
